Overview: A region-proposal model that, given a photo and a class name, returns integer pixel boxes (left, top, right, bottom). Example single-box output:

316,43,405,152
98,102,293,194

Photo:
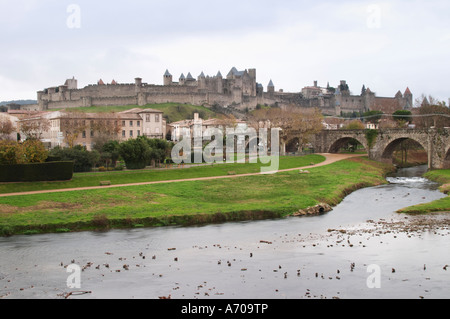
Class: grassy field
57,103,218,123
397,169,450,214
0,156,394,236
0,155,325,194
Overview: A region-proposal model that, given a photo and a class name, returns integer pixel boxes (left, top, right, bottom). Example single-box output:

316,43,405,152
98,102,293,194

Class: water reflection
0,165,448,299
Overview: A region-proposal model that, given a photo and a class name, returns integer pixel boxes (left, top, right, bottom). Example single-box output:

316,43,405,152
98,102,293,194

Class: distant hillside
0,100,37,106
55,103,229,123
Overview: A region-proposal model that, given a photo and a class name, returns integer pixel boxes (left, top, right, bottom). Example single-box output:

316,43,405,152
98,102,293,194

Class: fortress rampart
36,68,413,116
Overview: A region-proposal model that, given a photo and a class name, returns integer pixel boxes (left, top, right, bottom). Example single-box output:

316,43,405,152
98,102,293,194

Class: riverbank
397,169,450,214
0,155,326,196
0,156,394,236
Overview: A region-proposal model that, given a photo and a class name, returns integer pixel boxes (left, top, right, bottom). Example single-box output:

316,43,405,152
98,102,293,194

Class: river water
0,165,449,299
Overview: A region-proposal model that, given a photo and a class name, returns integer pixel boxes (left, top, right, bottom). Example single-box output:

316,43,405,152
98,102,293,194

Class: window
82,131,86,138
155,114,160,123
137,130,141,137
122,130,126,138
130,121,133,127
130,130,133,137
137,121,140,127
90,131,94,138
146,114,150,122
122,121,126,127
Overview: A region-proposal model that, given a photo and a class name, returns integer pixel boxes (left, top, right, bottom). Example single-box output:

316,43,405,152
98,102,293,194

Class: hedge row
0,161,74,183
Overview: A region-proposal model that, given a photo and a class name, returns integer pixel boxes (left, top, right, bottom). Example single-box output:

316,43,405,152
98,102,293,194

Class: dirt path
0,153,365,198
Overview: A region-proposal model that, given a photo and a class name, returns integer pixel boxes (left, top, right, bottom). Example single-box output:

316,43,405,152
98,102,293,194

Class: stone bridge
312,128,450,169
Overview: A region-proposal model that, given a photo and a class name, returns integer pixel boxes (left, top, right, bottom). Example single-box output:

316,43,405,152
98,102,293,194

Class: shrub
118,138,151,169
100,140,121,167
342,120,365,130
0,161,74,182
138,136,174,165
22,140,48,163
114,163,125,171
49,146,100,172
0,140,24,165
0,140,48,165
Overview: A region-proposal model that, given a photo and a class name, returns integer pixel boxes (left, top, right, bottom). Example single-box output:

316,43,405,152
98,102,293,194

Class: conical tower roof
186,72,195,81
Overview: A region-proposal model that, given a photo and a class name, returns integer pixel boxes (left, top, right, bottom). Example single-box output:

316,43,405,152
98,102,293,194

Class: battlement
36,68,412,117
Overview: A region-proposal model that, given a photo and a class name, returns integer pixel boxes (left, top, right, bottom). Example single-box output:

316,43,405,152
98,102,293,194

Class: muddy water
0,165,449,299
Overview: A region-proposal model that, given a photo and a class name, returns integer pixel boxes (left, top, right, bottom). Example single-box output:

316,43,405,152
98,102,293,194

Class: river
0,165,449,299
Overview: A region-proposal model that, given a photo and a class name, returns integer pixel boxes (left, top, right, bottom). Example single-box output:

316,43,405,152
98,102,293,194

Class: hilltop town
0,67,417,155
17,67,412,117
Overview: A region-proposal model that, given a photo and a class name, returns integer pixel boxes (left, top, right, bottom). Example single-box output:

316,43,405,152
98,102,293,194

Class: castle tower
248,68,256,80
135,77,142,86
135,77,142,94
216,71,223,93
256,83,264,97
198,72,206,90
403,87,413,109
267,80,275,94
64,77,78,90
179,73,186,86
339,80,350,96
363,87,376,111
164,70,173,86
185,72,196,86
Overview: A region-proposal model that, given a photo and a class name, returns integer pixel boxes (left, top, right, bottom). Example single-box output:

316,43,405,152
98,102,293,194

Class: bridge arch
285,137,301,153
314,128,450,169
380,137,428,165
328,136,367,153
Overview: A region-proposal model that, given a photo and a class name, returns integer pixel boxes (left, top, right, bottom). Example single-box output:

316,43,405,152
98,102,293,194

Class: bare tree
414,94,444,108
413,94,450,128
90,113,122,150
19,112,50,140
250,105,323,153
0,117,14,140
60,111,88,148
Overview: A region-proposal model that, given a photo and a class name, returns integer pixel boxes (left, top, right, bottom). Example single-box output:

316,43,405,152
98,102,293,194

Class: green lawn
397,169,450,214
0,155,325,194
0,157,394,236
55,103,218,123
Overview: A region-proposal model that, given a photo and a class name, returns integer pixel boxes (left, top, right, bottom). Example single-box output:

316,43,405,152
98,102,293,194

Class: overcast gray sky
1,0,449,103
